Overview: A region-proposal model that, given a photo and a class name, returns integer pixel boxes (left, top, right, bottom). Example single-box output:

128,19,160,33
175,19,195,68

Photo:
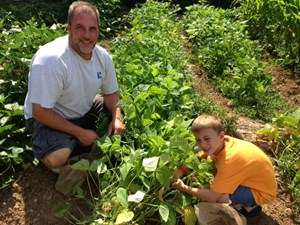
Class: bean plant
183,4,287,120
55,1,229,224
0,14,66,189
235,0,300,73
257,108,300,221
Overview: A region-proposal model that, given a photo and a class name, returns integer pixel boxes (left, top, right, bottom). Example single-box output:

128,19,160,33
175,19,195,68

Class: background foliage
235,0,300,73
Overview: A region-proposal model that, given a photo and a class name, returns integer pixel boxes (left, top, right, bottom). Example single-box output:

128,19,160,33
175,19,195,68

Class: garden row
61,1,299,224
65,1,225,224
0,0,299,223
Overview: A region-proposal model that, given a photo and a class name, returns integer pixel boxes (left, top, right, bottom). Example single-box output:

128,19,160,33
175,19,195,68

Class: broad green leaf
115,210,134,224
148,86,167,95
120,162,132,181
138,174,150,190
53,205,70,218
176,206,197,225
143,157,159,172
127,105,136,120
142,118,153,126
110,135,121,151
96,136,112,152
151,65,159,76
0,116,9,126
89,160,100,172
151,113,161,120
283,116,298,127
156,166,171,189
70,159,90,171
11,147,23,156
126,63,139,73
0,124,14,133
117,187,128,208
159,153,171,167
162,204,177,225
97,163,107,174
0,151,8,156
159,203,169,222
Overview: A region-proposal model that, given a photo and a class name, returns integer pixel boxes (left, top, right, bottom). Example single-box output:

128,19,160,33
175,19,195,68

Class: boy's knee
41,148,71,168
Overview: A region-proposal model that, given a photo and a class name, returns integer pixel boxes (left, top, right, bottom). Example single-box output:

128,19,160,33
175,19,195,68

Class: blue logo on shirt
97,72,102,79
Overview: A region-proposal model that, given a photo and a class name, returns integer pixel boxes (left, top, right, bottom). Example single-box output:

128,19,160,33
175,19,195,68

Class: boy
172,114,277,217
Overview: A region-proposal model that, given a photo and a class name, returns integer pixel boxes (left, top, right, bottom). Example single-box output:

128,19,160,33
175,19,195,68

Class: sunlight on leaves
128,190,145,203
176,206,198,225
159,203,169,222
89,160,107,174
156,166,171,189
115,209,134,224
143,156,159,172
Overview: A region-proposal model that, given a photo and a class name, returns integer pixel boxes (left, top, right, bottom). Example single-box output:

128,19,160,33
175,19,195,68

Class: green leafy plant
183,4,287,120
0,95,31,189
0,15,66,188
235,0,300,73
53,1,232,224
257,108,300,220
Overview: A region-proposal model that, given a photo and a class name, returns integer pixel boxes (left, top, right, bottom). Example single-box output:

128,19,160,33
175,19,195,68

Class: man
24,1,125,173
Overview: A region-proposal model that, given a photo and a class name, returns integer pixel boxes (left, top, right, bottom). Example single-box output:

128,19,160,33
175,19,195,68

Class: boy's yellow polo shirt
210,136,277,205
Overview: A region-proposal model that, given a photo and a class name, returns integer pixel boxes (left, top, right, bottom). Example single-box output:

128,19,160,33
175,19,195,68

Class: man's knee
41,148,71,168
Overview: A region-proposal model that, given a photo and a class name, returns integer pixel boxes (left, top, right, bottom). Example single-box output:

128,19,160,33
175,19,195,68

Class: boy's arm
172,178,228,203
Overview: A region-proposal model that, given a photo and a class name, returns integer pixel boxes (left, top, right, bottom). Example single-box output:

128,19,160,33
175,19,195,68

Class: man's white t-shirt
24,35,118,119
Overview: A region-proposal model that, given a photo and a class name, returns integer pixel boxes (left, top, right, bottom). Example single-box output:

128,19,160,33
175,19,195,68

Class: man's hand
77,129,99,147
107,117,125,136
103,93,126,137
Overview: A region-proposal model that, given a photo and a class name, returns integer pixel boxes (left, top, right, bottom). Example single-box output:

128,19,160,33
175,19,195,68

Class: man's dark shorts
26,96,109,160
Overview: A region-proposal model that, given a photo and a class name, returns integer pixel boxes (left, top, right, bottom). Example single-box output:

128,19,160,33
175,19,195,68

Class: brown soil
0,65,299,225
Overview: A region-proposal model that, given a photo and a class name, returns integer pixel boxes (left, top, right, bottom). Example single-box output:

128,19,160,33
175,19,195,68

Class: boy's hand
171,178,186,191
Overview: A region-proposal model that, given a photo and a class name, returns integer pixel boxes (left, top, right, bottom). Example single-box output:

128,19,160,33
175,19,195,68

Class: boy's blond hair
191,114,224,134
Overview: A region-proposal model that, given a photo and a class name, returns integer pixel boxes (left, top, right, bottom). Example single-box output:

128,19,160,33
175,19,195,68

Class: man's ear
66,24,70,33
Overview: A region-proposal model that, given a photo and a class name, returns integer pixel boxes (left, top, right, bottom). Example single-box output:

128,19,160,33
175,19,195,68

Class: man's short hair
67,1,100,25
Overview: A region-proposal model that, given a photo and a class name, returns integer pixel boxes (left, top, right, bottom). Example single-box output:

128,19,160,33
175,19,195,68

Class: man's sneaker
55,156,88,197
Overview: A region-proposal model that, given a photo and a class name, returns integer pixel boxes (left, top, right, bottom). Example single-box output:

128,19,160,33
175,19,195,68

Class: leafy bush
183,4,287,120
1,0,70,26
235,0,300,73
257,108,300,221
0,15,66,188
1,0,126,39
86,0,126,38
0,95,30,189
54,1,234,224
